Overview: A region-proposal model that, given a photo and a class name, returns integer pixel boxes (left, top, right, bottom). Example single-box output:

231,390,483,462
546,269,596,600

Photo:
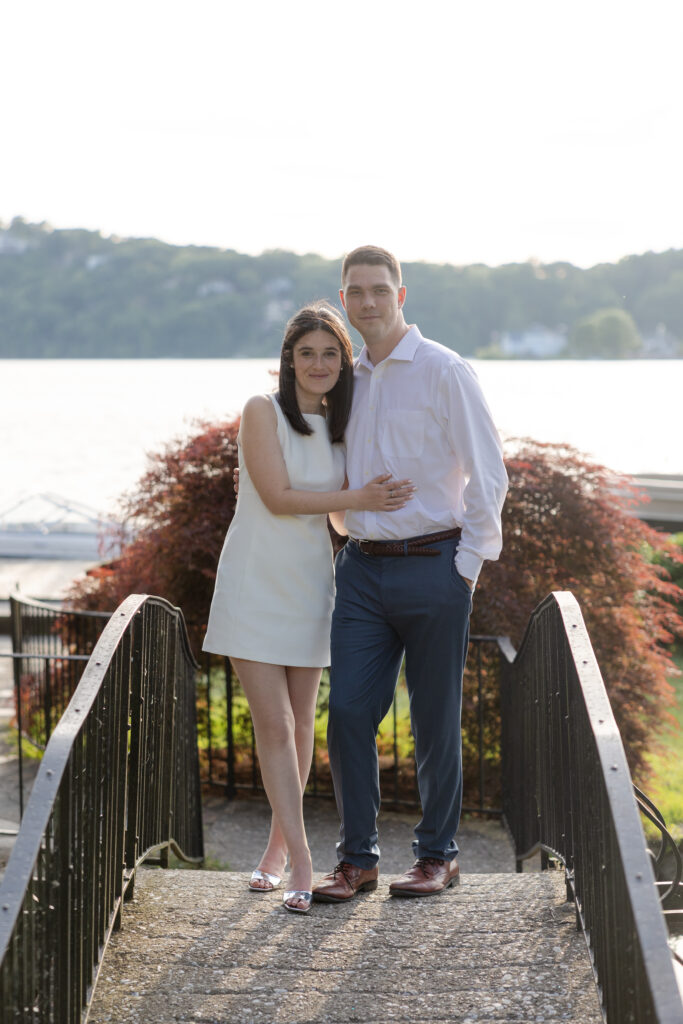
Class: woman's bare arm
241,396,414,516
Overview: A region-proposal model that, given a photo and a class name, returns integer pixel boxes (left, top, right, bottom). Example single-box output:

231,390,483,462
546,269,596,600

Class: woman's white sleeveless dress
203,394,346,667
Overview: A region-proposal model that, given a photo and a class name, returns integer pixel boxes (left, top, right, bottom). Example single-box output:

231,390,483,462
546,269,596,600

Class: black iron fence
198,634,506,815
5,595,112,818
10,593,111,746
7,598,505,815
500,591,683,1023
8,592,682,840
0,594,204,1024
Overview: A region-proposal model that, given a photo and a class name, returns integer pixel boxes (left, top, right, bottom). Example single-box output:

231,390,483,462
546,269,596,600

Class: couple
203,245,508,914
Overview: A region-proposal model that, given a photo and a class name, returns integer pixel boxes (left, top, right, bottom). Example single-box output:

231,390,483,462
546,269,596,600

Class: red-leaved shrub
68,425,683,776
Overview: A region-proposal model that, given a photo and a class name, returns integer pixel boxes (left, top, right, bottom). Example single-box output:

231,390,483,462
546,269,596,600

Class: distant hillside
1,218,682,358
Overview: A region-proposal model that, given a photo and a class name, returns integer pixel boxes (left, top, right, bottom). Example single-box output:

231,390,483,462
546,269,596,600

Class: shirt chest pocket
381,410,425,459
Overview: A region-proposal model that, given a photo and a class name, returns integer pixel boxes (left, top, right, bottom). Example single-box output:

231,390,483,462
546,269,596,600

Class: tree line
1,217,682,358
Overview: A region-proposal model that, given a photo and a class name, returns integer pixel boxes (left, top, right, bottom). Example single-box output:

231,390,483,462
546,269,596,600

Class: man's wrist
454,549,482,586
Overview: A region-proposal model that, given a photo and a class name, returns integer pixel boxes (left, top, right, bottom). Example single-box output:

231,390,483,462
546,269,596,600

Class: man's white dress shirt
343,325,508,583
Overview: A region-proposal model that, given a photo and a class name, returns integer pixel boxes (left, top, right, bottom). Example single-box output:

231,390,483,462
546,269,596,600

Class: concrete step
88,868,603,1023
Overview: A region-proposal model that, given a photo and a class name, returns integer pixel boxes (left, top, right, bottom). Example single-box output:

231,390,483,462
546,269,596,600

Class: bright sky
2,0,682,268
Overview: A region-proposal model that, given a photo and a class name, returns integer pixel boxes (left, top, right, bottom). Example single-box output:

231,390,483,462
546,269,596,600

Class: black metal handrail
634,785,683,905
500,591,683,1023
0,594,204,1024
10,592,111,663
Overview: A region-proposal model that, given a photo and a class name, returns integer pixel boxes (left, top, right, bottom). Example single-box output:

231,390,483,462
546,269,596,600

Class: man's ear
339,288,347,310
398,285,407,308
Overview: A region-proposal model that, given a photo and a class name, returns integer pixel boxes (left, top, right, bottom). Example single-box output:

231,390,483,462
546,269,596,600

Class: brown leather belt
353,527,462,557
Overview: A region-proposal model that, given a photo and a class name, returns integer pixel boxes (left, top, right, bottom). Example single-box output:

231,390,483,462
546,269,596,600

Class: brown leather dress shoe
389,857,460,897
312,861,379,903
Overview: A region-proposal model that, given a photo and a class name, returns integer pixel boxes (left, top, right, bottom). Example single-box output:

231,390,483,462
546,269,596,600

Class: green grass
642,647,683,842
3,729,45,761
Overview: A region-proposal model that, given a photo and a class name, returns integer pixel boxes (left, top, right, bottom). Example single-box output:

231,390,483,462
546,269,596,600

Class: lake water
1,358,681,518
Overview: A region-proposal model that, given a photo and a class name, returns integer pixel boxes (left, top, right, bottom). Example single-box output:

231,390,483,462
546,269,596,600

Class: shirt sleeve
436,359,508,583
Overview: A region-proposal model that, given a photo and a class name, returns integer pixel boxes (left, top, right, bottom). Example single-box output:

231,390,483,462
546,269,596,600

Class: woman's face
291,329,343,407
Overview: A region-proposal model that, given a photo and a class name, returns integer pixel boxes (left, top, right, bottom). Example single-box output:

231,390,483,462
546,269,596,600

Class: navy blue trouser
328,535,472,869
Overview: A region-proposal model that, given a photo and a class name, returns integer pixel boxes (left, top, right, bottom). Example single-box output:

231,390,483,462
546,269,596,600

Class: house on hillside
499,325,567,358
641,324,681,358
0,231,31,255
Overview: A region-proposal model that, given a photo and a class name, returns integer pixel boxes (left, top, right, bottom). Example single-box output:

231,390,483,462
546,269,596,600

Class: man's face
340,264,406,347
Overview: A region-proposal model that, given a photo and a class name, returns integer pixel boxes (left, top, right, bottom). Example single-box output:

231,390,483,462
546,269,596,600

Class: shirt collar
356,325,423,372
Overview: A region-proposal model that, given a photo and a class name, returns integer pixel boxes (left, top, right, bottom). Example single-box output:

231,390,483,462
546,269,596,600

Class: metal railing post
124,608,144,893
10,596,25,820
225,656,236,799
205,654,213,786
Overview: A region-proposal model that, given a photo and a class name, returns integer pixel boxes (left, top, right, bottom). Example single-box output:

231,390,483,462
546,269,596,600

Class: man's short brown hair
341,246,402,288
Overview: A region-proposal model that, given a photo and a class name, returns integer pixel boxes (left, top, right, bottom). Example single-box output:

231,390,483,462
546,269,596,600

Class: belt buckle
357,538,382,556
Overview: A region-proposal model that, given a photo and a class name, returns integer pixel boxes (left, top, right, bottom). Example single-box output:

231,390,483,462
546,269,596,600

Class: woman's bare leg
231,658,320,904
288,663,321,787
257,666,321,877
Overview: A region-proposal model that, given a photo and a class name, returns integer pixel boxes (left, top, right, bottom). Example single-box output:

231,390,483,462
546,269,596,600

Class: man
312,245,508,902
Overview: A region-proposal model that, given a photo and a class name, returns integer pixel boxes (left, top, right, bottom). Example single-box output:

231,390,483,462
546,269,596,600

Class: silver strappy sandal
282,890,312,914
248,869,282,892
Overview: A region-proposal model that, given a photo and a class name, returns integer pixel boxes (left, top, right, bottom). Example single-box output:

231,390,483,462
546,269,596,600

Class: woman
203,301,413,914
